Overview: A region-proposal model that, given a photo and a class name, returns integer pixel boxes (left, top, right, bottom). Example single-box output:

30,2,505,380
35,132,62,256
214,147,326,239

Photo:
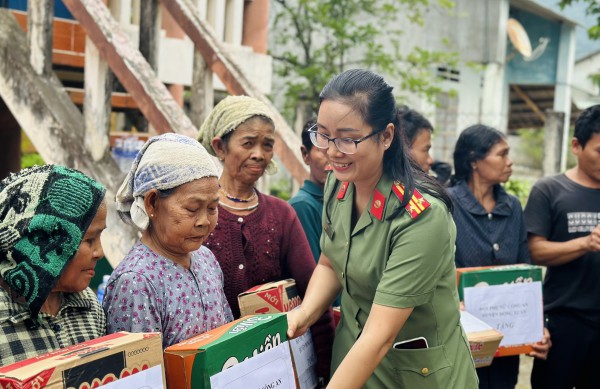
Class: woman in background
197,95,334,382
448,124,551,389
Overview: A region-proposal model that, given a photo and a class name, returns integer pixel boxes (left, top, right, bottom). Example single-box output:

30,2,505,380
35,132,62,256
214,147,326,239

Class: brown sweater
204,190,334,379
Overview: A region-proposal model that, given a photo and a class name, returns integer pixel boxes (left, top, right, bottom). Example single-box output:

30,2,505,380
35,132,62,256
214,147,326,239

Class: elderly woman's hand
528,327,551,360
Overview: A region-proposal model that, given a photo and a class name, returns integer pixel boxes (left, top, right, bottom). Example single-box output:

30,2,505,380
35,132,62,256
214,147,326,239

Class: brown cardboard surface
238,279,302,316
0,332,165,389
461,311,504,368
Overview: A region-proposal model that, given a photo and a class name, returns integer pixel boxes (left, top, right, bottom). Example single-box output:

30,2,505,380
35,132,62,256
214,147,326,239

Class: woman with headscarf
104,133,233,348
197,95,334,382
0,165,107,365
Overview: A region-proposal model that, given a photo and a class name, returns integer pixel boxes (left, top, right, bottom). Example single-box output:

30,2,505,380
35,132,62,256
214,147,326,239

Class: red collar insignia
337,182,349,200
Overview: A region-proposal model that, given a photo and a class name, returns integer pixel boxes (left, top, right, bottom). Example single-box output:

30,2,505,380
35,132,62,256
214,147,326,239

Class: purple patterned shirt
103,242,233,348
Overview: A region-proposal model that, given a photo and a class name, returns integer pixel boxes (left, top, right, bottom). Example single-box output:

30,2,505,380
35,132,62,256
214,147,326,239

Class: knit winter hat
0,165,106,319
198,95,277,173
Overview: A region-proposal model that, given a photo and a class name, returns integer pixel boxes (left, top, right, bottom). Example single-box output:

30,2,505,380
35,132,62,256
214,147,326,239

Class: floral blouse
103,242,233,348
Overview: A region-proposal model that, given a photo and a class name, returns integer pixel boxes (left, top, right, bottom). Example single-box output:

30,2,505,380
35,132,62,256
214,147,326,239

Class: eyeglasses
308,125,379,155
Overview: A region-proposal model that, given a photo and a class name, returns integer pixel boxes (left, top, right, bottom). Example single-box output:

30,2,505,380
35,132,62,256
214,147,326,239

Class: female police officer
287,69,478,388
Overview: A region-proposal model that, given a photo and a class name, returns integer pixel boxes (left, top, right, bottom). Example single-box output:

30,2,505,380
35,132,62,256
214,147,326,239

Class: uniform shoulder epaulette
391,182,431,219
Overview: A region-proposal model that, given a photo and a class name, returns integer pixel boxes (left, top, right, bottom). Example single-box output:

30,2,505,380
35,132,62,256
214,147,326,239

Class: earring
150,214,154,218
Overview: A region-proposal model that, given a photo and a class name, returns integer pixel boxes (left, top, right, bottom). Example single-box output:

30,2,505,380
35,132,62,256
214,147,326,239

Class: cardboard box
289,331,318,389
460,311,504,368
456,264,543,300
164,314,289,389
457,264,544,356
208,342,296,389
0,332,165,389
238,279,302,316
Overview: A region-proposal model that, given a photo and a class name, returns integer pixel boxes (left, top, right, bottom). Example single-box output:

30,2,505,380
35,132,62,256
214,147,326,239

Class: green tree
560,0,600,86
271,0,459,117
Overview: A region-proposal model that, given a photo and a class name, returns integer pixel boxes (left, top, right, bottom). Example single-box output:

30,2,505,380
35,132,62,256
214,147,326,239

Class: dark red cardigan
204,190,334,379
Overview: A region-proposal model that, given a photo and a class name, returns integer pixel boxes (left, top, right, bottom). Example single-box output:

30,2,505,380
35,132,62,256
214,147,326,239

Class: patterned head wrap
115,133,219,230
0,165,106,319
197,95,277,173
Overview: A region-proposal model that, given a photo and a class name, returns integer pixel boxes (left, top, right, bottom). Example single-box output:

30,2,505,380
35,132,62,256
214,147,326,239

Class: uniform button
238,264,244,270
345,241,349,247
421,367,429,375
237,217,243,223
355,320,360,328
341,271,345,278
493,243,500,251
488,213,493,220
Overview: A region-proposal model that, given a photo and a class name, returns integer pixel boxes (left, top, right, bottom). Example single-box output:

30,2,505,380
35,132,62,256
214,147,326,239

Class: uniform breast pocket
390,344,452,388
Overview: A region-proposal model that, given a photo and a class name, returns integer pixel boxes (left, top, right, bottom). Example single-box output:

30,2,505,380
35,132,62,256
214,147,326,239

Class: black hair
301,117,317,151
398,105,434,146
450,124,505,186
319,69,452,215
574,104,600,149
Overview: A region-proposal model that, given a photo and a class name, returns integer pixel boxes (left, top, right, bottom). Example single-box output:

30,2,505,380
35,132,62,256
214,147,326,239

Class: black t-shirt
524,174,600,325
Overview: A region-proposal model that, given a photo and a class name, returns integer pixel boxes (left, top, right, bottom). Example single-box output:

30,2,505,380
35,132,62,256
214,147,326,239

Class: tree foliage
560,0,600,87
270,0,459,116
560,0,600,40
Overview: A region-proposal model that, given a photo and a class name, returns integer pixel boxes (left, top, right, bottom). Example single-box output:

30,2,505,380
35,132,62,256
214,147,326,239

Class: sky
534,0,599,60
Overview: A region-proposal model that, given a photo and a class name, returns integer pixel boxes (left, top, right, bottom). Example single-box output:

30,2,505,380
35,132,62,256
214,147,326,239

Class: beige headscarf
115,133,219,230
198,95,277,173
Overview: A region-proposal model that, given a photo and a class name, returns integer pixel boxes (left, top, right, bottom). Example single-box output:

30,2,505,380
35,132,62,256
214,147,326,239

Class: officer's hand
528,327,551,360
584,225,600,252
287,307,311,339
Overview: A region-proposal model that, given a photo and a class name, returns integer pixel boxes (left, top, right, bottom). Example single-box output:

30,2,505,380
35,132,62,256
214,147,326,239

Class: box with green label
457,264,544,357
456,264,543,300
163,314,289,389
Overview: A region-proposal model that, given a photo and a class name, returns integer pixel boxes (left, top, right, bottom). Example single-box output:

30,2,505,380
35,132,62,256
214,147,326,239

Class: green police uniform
321,173,478,388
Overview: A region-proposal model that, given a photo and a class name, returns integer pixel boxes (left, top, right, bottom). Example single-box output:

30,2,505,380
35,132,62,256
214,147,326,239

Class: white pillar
555,23,575,172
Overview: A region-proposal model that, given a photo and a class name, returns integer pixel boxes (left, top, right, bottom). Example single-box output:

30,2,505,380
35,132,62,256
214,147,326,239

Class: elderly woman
197,95,334,381
448,124,551,389
104,133,233,348
0,165,107,365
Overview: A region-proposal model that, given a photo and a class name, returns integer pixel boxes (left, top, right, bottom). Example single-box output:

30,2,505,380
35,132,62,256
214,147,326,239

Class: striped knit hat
0,165,106,319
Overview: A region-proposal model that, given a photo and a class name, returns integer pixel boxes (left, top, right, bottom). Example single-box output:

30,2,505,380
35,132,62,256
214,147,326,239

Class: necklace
219,187,257,203
219,200,259,211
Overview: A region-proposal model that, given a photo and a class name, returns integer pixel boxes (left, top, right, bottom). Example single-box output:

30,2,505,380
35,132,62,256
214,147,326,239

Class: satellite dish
506,18,550,62
507,18,533,58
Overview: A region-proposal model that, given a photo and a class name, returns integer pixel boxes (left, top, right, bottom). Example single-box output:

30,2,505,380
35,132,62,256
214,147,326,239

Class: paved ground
516,355,534,389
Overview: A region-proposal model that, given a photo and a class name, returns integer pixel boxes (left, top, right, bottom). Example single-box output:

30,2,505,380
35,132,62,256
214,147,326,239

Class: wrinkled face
149,177,219,257
53,201,107,293
302,144,330,186
573,133,600,185
410,129,433,173
472,139,513,185
214,117,275,186
316,100,392,186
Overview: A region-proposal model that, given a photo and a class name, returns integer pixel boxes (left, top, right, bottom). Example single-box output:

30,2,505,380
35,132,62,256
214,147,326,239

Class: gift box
457,264,544,356
460,311,504,368
238,279,302,316
164,314,290,389
0,332,165,389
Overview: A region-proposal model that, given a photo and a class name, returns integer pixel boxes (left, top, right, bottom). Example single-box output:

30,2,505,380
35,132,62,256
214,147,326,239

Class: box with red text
238,279,302,316
0,332,164,389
